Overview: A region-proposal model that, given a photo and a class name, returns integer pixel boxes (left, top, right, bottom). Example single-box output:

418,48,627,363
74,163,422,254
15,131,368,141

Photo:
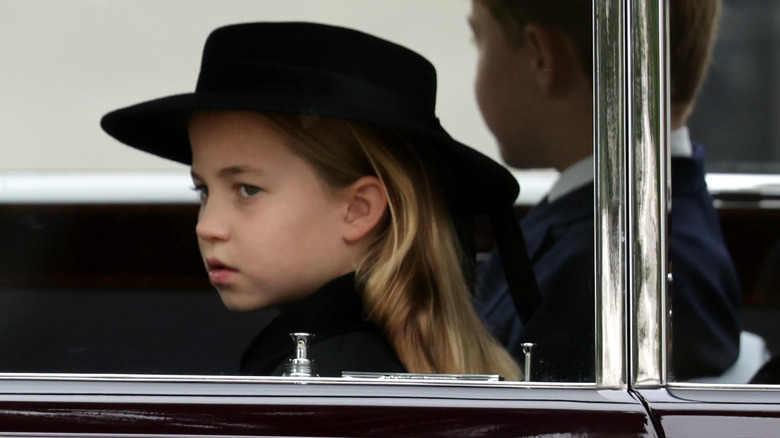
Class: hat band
196,62,436,127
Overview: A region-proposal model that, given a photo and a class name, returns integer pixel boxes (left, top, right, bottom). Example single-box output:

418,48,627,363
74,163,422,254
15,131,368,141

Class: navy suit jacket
475,144,741,381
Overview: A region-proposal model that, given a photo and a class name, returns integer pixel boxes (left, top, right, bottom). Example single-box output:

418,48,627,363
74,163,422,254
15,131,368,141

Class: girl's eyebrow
190,166,263,181
218,166,264,178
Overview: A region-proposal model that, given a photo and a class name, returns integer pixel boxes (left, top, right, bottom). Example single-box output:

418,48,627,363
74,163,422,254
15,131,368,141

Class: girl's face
189,111,357,311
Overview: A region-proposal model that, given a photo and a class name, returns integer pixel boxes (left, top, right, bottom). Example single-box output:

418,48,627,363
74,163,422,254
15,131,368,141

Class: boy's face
469,1,538,167
189,111,356,311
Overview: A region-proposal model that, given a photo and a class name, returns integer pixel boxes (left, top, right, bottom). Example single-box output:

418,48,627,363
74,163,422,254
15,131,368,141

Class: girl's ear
342,176,388,243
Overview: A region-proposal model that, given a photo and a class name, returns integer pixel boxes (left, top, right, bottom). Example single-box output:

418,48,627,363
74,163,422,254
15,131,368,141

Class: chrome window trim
665,384,780,399
626,0,668,388
0,373,601,399
666,381,780,394
594,0,628,389
594,0,668,389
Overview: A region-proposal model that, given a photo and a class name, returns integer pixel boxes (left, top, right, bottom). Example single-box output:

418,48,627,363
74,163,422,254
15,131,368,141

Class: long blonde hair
265,113,521,380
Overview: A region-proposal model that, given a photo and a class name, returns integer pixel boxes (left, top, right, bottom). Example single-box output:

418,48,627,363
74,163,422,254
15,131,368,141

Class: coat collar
522,184,594,259
521,141,706,259
240,272,370,375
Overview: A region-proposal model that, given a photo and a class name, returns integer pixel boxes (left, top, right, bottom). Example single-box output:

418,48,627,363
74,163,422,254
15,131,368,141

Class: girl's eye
192,184,208,202
238,184,262,198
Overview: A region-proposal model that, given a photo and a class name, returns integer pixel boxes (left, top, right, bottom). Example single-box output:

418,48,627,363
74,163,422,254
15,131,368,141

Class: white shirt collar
670,126,693,158
546,155,592,202
546,127,693,202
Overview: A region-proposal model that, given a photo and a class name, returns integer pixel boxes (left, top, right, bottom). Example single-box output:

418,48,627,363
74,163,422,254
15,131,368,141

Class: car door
9,0,777,436
632,0,780,435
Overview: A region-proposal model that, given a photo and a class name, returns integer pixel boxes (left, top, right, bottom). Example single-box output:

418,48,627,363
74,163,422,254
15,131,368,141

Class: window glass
673,0,780,384
690,0,780,173
2,0,600,383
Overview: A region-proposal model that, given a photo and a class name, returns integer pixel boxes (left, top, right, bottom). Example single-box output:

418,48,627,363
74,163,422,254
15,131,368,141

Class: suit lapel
521,184,595,261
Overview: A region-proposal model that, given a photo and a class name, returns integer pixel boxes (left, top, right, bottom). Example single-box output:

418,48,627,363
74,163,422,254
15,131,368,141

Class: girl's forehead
189,113,292,160
189,143,291,176
188,117,325,188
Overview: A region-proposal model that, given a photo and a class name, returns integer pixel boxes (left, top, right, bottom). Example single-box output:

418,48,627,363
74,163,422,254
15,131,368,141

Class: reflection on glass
678,0,780,384
469,0,597,383
691,1,780,173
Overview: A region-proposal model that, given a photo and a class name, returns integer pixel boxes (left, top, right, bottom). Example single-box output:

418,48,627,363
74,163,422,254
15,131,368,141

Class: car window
20,0,778,390
1,0,600,384
13,0,778,391
674,0,780,385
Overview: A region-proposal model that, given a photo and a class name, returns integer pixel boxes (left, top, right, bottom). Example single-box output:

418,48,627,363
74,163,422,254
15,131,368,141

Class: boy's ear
342,176,388,243
523,23,579,96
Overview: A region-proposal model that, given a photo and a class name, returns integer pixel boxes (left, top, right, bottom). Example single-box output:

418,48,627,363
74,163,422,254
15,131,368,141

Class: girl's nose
195,202,230,242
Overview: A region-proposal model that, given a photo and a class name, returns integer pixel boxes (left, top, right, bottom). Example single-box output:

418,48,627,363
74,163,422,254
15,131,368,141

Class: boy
469,0,740,381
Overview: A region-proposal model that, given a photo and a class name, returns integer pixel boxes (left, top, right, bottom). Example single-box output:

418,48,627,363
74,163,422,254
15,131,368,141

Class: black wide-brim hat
101,21,517,215
101,22,540,322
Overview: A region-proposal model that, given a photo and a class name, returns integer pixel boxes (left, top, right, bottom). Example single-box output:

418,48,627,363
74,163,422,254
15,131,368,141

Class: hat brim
101,91,518,214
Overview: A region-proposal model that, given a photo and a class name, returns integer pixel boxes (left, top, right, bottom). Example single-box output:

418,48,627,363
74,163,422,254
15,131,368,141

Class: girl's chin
216,290,270,312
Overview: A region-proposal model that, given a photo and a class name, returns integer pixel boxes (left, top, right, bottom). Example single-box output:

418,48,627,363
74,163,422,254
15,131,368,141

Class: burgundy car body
0,380,656,437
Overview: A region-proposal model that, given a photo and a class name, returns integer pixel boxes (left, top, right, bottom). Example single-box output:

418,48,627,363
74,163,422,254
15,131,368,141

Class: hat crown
196,22,437,122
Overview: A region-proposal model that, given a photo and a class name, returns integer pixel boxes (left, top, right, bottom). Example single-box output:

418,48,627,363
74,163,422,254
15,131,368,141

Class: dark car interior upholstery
0,204,271,374
1,202,777,376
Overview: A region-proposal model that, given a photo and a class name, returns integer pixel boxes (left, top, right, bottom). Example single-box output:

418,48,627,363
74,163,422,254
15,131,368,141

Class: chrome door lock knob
521,343,536,382
283,332,319,377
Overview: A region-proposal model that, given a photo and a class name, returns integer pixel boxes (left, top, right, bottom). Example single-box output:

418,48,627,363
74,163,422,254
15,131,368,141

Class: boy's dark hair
474,0,593,77
669,0,721,106
477,0,722,106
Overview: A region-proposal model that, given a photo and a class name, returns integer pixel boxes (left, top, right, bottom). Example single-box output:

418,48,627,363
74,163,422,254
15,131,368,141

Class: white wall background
0,0,500,172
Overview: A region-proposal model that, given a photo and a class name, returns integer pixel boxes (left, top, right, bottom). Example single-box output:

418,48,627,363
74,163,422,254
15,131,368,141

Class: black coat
241,273,406,377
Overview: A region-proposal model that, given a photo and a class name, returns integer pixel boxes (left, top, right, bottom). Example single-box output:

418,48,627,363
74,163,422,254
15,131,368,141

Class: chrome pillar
594,0,668,388
594,0,628,389
627,0,668,388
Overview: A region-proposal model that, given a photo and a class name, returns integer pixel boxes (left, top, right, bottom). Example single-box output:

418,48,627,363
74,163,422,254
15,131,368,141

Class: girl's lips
206,258,238,285
209,268,237,285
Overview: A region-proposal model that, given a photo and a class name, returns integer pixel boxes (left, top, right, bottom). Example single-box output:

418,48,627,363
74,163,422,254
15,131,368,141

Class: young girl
101,22,526,380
